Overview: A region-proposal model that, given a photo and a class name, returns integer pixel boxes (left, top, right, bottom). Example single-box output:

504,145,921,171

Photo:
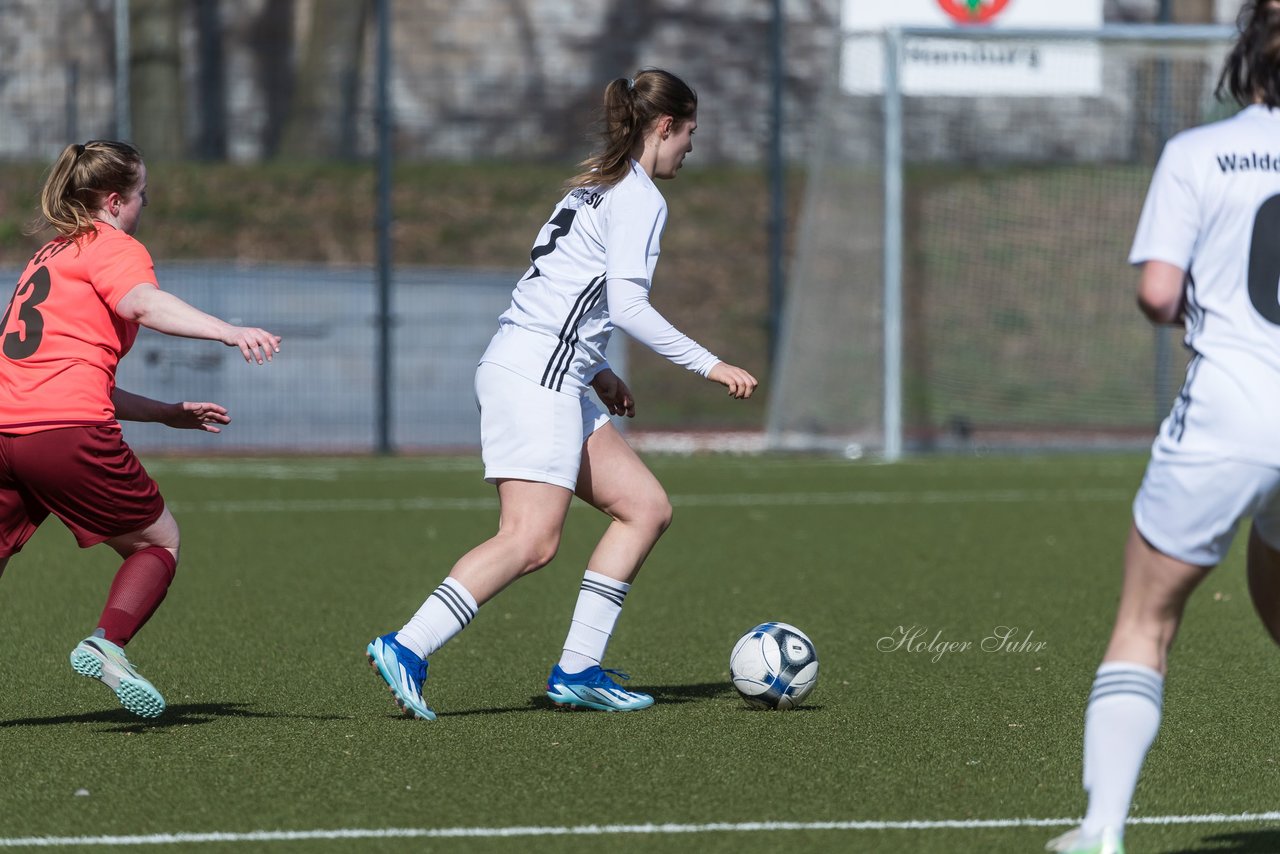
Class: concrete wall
6,0,1224,164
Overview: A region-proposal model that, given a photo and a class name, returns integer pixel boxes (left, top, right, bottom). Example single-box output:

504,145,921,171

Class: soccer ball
729,622,819,710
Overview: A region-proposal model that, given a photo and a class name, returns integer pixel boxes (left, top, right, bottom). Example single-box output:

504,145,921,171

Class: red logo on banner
937,0,1011,24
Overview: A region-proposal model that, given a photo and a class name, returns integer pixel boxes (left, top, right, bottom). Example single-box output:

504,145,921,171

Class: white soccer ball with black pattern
729,622,819,710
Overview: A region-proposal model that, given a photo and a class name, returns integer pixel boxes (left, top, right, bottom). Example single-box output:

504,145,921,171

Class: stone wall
0,0,842,163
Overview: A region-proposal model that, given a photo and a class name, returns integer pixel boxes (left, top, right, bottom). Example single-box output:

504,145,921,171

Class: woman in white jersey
365,69,757,719
1049,4,1280,853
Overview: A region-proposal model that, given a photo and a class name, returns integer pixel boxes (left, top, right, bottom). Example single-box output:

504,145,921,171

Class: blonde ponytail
28,140,143,239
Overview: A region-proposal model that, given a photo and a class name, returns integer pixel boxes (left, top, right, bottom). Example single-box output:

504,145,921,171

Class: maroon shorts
0,426,165,557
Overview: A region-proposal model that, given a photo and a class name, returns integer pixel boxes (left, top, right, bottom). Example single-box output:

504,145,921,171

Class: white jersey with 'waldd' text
480,161,666,395
1129,104,1280,466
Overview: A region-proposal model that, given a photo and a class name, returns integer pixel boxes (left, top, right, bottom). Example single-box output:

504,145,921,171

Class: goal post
766,25,1235,459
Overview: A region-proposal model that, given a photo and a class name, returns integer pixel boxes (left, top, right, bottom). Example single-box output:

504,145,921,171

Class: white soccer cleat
1045,826,1125,854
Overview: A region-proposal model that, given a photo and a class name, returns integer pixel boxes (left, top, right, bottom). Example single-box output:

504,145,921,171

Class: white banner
841,0,1104,95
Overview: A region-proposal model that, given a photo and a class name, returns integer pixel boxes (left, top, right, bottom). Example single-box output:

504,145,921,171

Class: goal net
766,26,1234,456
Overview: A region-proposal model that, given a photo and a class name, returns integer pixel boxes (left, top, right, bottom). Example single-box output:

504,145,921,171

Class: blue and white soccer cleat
69,636,166,718
1045,826,1125,854
365,633,436,721
545,664,654,712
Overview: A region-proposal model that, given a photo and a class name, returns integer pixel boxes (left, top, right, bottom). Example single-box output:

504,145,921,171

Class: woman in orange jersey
0,140,281,719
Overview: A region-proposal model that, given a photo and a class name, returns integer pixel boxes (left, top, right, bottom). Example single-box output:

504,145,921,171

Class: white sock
395,577,479,659
1080,661,1164,839
557,570,629,674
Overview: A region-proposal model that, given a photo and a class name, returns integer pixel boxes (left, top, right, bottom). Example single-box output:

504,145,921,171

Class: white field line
168,487,1131,514
2,813,1280,847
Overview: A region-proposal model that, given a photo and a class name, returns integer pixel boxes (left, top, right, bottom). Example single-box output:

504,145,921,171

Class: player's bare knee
107,507,181,558
619,488,672,534
518,537,560,575
650,494,674,534
146,507,181,547
141,527,180,557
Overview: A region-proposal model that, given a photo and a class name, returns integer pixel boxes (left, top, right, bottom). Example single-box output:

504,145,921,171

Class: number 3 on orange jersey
1,266,51,360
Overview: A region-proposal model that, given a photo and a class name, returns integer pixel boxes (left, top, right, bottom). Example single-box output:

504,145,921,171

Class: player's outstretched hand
591,368,636,418
223,326,282,364
162,401,231,433
707,362,758,400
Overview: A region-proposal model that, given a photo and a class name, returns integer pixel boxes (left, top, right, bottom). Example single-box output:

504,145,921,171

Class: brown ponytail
1216,0,1280,107
565,69,697,191
28,140,143,239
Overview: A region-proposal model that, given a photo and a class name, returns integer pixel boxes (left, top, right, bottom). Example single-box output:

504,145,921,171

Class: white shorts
1133,445,1280,566
475,362,610,491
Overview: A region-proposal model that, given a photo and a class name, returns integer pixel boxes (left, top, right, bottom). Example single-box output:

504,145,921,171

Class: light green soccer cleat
69,636,166,718
1045,827,1124,854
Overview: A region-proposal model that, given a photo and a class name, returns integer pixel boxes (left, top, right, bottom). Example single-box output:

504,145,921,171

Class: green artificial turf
1,453,1277,853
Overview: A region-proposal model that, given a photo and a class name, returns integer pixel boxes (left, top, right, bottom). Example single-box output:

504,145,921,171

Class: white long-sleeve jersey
480,160,718,395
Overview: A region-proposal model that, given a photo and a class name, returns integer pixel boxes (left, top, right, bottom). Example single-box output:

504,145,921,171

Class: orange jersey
0,222,156,433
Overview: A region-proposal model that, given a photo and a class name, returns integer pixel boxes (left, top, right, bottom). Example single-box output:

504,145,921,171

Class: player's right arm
590,368,636,417
1129,136,1196,328
1136,260,1186,326
114,284,282,364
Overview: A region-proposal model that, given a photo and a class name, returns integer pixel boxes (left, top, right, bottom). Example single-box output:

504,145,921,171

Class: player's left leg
1102,524,1211,673
546,423,670,711
575,421,673,587
1050,515,1213,854
1054,457,1280,853
1050,525,1208,854
67,508,180,719
97,507,180,646
1069,526,1208,852
12,427,174,718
